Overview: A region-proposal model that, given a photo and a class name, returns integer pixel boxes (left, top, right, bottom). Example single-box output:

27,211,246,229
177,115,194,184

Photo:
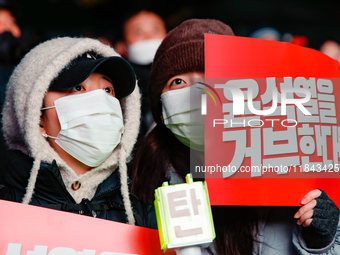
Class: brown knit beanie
149,18,234,124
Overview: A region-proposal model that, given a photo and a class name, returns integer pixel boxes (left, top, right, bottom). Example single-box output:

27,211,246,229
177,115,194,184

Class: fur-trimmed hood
2,37,140,225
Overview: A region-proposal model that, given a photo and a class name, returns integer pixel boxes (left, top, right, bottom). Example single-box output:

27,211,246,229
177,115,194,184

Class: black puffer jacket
1,150,157,229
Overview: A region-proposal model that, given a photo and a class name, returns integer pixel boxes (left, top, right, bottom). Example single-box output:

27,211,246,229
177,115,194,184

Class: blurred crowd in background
1,0,340,113
9,0,340,48
5,0,340,51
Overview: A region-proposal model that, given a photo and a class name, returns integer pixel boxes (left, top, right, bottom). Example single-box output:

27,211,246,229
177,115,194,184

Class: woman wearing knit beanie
130,19,340,254
131,18,233,202
0,37,157,229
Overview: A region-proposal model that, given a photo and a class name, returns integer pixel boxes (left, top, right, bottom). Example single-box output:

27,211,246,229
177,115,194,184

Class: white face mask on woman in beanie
161,85,205,151
42,89,124,167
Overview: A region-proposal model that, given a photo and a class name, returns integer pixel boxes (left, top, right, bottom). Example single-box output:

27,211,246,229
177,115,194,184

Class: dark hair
116,9,166,42
210,206,259,255
130,123,190,204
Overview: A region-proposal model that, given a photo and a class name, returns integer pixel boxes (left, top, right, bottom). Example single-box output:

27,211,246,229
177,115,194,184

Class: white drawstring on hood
2,37,141,225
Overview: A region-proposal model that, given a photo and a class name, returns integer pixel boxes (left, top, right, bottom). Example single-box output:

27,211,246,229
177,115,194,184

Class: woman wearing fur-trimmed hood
0,36,156,228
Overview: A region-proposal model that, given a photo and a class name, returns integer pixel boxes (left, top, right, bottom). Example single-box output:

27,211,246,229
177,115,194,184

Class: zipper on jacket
91,185,121,202
47,164,76,203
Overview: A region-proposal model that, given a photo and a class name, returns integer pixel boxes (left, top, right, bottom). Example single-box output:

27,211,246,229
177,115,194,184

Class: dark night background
13,0,340,50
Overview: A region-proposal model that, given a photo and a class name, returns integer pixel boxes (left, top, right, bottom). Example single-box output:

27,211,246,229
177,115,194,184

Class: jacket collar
6,150,125,203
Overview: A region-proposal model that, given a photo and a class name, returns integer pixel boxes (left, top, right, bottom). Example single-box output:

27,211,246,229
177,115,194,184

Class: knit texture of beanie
149,18,234,124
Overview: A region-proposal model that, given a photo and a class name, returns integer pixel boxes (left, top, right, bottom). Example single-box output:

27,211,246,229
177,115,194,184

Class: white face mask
42,89,124,167
161,85,205,151
127,38,162,65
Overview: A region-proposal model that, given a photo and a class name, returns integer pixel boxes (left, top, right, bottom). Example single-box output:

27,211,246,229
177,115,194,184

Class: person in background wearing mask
130,19,340,254
115,10,167,140
0,37,156,229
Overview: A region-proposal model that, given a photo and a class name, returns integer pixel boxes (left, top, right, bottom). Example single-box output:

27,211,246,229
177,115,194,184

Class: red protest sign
0,200,172,255
204,34,340,206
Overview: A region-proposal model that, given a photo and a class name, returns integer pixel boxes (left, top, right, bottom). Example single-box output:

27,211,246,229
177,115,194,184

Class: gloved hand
294,189,339,249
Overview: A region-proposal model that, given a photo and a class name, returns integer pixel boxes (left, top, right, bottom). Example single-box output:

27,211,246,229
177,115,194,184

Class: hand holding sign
294,189,322,227
294,189,340,249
